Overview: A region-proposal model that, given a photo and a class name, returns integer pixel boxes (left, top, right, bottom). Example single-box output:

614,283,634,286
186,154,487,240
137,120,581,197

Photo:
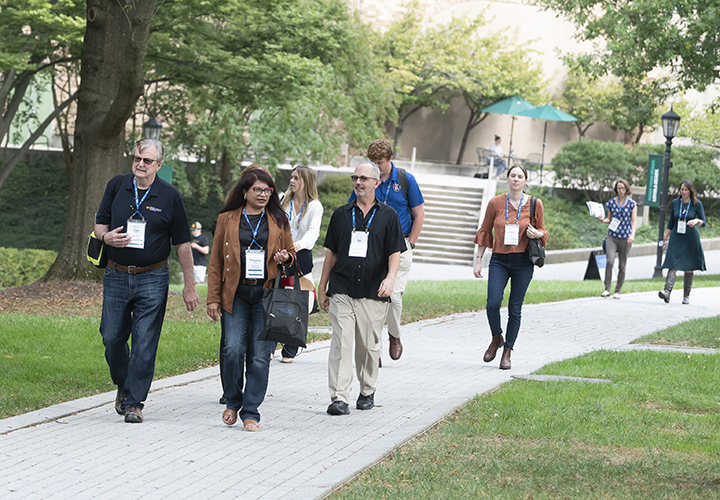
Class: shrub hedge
0,247,57,288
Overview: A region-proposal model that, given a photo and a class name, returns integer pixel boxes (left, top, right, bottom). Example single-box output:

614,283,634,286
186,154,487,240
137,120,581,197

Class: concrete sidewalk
2,287,720,499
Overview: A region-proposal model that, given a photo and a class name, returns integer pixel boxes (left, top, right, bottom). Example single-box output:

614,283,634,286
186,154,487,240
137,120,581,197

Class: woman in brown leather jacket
207,167,294,431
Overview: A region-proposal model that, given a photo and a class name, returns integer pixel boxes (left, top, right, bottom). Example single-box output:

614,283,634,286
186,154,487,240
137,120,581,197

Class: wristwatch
409,242,415,249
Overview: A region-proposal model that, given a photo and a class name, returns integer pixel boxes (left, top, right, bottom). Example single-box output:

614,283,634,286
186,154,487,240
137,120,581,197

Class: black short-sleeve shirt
96,174,192,267
191,234,209,266
324,200,406,301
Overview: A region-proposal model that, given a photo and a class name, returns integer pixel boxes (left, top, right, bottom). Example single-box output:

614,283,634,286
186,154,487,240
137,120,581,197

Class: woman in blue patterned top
658,180,706,305
597,178,637,299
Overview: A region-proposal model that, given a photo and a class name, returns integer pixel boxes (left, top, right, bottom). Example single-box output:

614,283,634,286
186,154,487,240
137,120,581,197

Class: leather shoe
389,336,403,360
483,335,504,363
327,400,350,415
124,406,143,423
219,395,227,405
356,392,375,411
499,347,512,370
115,389,127,415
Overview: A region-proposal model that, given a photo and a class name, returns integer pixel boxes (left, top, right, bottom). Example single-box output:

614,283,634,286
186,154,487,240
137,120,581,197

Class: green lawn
334,346,720,499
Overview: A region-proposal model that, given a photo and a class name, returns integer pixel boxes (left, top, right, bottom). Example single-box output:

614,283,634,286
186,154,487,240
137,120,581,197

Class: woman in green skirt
658,180,706,305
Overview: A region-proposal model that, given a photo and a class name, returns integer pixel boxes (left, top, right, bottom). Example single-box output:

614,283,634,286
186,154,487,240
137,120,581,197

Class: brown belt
239,278,263,286
107,260,168,275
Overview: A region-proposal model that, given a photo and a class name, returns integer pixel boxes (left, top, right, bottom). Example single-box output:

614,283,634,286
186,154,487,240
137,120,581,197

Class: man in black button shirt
94,139,199,423
318,161,406,415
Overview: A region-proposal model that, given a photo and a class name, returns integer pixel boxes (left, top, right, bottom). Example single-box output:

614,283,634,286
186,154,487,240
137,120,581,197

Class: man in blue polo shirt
94,139,199,423
350,140,425,362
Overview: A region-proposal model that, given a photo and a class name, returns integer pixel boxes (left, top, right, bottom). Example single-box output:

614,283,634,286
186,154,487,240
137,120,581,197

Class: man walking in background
190,221,209,283
94,138,199,423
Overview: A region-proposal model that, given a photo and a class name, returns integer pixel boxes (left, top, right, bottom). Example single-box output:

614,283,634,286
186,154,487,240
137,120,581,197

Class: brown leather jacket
207,207,295,314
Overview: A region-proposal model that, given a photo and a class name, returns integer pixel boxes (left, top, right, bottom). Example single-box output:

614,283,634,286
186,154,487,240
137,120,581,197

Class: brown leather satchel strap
107,260,168,275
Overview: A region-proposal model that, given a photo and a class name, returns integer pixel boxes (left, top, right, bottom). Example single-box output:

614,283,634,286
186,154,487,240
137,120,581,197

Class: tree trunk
45,0,157,281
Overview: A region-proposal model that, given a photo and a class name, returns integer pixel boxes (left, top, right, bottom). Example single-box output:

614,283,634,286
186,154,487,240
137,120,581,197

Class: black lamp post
142,116,162,140
653,107,681,278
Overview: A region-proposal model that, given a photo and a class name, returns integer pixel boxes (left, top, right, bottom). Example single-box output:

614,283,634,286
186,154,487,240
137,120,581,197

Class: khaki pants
387,241,413,338
328,294,389,404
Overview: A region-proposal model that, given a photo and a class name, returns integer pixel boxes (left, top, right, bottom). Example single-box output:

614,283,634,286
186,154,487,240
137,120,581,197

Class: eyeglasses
250,186,275,195
350,175,377,183
133,155,157,166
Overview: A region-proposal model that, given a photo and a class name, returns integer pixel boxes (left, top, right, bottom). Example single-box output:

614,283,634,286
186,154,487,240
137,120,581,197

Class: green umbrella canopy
480,95,536,115
480,95,536,152
516,104,577,165
516,104,577,122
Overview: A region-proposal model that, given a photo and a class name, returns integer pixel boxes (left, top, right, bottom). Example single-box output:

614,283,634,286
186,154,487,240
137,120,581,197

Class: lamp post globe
142,116,162,140
653,107,681,278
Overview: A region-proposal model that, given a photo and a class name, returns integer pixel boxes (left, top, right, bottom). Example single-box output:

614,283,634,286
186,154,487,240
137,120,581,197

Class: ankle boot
499,347,512,370
659,270,676,303
483,335,504,363
683,272,693,305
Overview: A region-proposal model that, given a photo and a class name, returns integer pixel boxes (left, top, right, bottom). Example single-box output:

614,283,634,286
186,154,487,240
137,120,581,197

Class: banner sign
645,154,663,208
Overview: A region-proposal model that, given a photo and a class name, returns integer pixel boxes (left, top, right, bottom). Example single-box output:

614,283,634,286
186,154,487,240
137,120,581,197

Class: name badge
245,249,265,279
608,217,621,232
126,219,146,249
677,220,686,234
504,224,520,246
349,231,369,258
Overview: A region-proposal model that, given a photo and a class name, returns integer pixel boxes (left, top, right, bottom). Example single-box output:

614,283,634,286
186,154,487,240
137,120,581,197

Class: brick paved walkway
2,287,719,499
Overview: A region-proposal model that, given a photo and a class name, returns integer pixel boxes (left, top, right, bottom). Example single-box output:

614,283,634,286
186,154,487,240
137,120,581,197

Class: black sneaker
124,406,143,423
115,389,127,416
326,400,350,415
356,392,375,411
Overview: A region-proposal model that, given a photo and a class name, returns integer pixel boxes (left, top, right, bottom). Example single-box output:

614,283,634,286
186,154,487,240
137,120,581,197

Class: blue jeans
100,265,170,410
486,253,534,349
221,284,273,423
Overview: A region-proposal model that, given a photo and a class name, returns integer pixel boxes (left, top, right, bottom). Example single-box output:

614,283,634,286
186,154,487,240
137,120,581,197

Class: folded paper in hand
586,201,605,219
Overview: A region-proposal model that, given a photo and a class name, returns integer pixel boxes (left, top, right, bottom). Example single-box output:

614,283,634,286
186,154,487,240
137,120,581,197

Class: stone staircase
412,174,496,266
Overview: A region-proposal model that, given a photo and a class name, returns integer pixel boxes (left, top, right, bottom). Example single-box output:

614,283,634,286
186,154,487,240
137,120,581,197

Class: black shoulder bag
258,264,309,348
86,175,125,268
528,196,546,267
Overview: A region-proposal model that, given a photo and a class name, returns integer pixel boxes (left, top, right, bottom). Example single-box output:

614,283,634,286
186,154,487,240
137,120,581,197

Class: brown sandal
243,419,259,432
222,408,238,426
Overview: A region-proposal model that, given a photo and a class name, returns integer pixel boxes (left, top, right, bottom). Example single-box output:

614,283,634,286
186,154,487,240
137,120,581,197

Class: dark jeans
221,284,273,423
486,252,534,349
100,265,170,410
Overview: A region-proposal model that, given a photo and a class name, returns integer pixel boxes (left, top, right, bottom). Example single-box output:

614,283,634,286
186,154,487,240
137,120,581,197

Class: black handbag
86,231,108,268
528,196,546,267
258,264,309,348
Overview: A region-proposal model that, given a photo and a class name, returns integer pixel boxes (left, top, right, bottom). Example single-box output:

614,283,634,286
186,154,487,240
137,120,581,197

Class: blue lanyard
132,177,153,219
352,205,378,233
381,180,393,203
288,196,306,222
616,197,628,211
243,207,265,249
505,193,524,223
679,199,689,220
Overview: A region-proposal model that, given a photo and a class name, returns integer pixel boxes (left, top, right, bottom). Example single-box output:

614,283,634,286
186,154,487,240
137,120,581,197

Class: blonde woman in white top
278,166,324,362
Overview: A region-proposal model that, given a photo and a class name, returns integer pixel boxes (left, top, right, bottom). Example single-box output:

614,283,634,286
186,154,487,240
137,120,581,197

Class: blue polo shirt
348,163,424,235
96,174,192,267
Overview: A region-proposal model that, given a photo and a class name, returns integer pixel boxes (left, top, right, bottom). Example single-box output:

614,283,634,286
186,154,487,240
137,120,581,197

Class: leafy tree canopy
537,0,720,91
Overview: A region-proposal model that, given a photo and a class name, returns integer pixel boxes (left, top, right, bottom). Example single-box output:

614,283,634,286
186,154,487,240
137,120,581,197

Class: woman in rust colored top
473,165,548,370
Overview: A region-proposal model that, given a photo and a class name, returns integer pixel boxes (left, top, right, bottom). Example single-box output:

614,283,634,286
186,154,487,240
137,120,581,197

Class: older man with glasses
94,138,199,423
318,161,406,415
348,140,425,365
